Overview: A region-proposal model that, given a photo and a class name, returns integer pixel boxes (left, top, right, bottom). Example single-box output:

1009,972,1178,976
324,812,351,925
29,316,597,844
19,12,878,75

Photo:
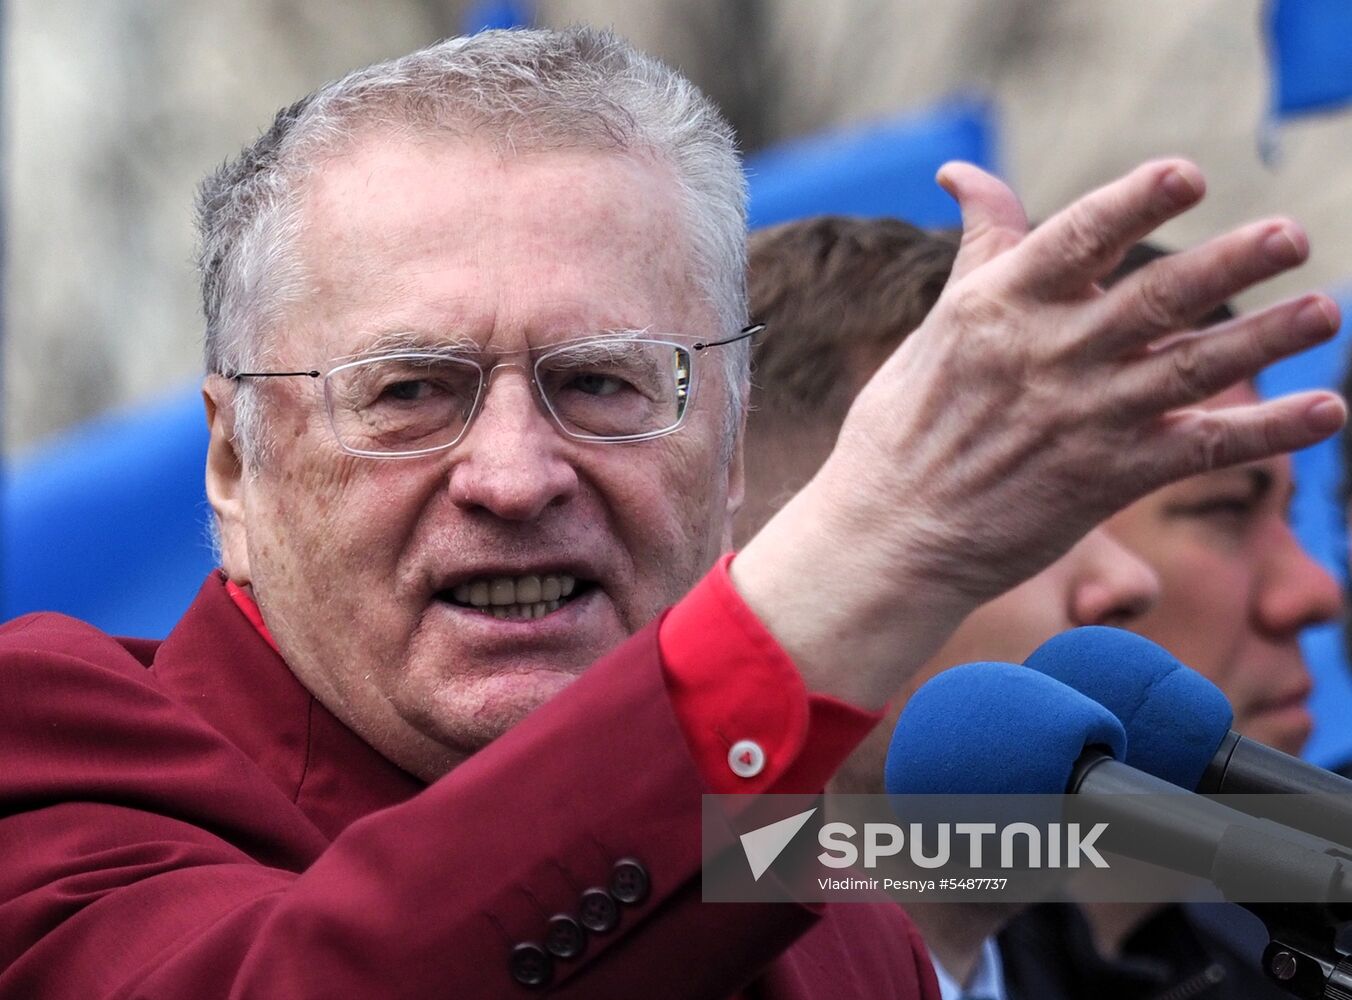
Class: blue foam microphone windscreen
885,662,1127,795
1025,626,1233,791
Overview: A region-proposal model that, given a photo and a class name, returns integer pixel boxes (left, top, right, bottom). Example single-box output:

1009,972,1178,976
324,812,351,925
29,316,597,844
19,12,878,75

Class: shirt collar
929,936,1007,1000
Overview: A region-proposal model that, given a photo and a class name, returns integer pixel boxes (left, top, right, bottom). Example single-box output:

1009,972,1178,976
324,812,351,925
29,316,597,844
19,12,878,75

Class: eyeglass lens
324,339,693,454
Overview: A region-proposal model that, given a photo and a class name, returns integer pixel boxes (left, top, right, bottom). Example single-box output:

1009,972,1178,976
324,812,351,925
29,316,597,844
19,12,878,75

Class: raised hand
734,160,1343,707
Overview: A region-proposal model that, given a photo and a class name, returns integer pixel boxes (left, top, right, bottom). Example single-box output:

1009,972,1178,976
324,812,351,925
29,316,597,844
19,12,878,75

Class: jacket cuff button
509,942,553,989
546,913,587,960
578,887,620,933
610,858,651,905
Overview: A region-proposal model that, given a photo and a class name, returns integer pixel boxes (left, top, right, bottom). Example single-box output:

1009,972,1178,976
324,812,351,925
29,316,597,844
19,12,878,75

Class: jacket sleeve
0,612,815,999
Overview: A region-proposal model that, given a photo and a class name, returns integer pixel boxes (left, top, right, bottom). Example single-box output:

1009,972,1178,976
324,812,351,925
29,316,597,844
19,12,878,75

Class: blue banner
1268,0,1352,117
746,98,997,231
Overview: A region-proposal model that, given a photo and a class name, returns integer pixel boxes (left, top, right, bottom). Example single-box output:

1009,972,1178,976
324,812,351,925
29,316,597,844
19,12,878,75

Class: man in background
740,216,1160,996
742,220,1339,1000
1000,244,1341,1000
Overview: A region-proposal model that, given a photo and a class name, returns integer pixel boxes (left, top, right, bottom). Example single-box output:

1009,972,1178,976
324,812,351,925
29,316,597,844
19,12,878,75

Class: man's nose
1070,528,1161,627
1256,523,1342,636
446,367,579,521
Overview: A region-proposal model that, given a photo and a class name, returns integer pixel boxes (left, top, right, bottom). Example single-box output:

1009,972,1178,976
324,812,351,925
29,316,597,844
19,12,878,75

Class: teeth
446,574,579,614
451,574,577,606
483,600,563,620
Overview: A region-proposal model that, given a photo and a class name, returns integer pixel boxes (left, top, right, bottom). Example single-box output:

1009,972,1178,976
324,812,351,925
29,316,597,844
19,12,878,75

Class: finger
938,161,1030,282
1149,391,1345,483
1111,295,1340,419
1008,159,1205,299
1085,218,1310,357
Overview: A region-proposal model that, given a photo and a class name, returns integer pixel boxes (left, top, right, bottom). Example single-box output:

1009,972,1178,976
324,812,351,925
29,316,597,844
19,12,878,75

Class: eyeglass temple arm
229,370,322,380
692,322,766,352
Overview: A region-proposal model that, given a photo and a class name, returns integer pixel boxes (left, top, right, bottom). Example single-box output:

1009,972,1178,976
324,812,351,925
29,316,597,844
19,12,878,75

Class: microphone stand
1069,753,1352,1000
1207,811,1352,999
1246,904,1352,1000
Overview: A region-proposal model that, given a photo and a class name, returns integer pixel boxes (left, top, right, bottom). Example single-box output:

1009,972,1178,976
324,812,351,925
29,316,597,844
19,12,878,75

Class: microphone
884,662,1352,908
883,660,1125,795
1025,626,1352,849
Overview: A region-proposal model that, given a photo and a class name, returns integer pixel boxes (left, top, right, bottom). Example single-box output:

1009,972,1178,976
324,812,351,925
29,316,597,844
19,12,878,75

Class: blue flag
1268,0,1352,117
462,0,533,34
746,97,997,231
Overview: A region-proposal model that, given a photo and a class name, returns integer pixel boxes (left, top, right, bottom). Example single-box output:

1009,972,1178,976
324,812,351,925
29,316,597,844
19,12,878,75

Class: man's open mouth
438,573,588,620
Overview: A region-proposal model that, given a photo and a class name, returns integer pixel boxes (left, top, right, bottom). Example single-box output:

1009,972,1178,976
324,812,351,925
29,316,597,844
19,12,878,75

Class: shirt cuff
658,552,884,794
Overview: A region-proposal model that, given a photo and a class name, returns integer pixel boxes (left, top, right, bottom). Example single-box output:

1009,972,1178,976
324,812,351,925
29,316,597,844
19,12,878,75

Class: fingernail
1263,228,1304,267
1306,398,1345,434
1297,297,1338,338
1161,168,1200,206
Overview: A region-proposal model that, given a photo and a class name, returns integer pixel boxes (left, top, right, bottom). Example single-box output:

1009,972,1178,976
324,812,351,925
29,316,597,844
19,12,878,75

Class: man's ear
203,375,251,582
722,406,747,552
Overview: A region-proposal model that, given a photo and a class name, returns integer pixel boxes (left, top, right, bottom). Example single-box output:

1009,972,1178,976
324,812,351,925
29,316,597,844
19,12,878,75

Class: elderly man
0,26,1343,1000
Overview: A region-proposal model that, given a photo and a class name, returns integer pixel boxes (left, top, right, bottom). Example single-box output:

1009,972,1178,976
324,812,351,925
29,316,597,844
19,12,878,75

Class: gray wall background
7,0,1352,453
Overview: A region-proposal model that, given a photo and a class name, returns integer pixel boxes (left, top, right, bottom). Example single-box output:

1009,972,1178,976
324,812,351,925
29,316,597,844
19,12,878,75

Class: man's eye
1182,497,1257,523
380,379,436,403
568,372,628,397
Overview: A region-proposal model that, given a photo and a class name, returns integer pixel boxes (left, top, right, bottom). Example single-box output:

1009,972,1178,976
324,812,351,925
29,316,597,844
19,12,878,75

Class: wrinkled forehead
313,138,683,251
279,134,712,360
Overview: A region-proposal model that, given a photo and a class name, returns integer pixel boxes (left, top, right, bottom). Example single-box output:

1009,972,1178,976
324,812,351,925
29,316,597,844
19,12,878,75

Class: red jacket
0,572,939,999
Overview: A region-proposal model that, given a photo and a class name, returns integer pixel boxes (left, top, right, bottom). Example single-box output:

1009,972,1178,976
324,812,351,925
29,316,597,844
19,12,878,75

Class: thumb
938,161,1030,281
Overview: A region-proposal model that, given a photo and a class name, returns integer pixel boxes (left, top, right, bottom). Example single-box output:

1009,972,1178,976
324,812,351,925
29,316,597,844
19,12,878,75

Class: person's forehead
287,135,709,355
1123,379,1283,496
305,135,683,233
1201,380,1261,410
1173,381,1292,496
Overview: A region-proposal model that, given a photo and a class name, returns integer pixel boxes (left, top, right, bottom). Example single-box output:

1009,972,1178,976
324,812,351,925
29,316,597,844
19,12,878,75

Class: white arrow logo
739,808,818,881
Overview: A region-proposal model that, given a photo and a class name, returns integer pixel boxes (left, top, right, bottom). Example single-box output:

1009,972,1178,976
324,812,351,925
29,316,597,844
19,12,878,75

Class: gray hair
196,26,750,461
